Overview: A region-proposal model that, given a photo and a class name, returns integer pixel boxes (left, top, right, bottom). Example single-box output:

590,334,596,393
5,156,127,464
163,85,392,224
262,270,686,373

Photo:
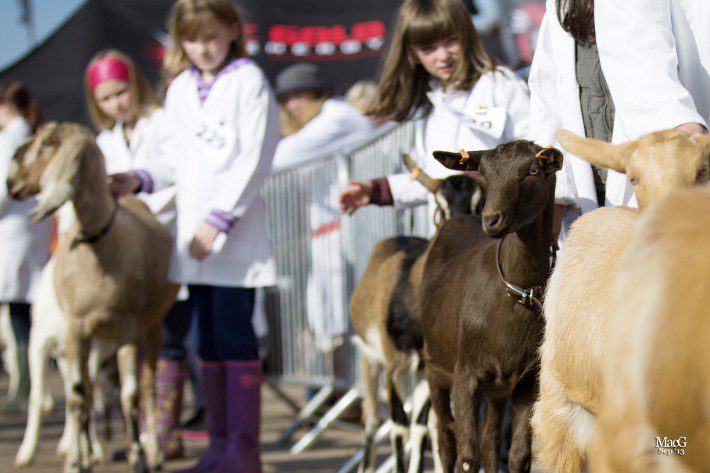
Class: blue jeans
189,285,257,362
160,300,192,360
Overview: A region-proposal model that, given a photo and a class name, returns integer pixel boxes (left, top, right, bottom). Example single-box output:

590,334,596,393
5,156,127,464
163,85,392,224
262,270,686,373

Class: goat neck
499,178,555,292
70,143,116,243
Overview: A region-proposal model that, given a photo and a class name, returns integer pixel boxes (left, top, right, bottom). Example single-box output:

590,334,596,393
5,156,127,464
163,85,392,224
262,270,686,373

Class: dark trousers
161,300,192,360
8,303,31,344
188,285,257,362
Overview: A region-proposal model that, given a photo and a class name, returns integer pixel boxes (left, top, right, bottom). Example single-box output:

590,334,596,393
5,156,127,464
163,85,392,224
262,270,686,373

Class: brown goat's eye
529,167,539,176
629,176,639,185
697,168,708,181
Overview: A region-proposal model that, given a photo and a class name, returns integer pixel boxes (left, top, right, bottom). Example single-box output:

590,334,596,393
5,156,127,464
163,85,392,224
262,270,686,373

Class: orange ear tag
410,166,422,180
458,149,469,165
535,146,554,160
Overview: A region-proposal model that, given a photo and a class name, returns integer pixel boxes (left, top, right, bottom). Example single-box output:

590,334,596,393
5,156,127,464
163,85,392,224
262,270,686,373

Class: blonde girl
339,0,530,235
111,1,279,472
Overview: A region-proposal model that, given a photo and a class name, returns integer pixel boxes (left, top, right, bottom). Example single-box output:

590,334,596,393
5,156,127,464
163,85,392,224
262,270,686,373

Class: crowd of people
0,0,707,471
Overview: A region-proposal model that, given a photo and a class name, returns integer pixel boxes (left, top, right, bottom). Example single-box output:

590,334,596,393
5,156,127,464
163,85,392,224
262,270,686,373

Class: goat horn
556,130,635,173
401,153,441,193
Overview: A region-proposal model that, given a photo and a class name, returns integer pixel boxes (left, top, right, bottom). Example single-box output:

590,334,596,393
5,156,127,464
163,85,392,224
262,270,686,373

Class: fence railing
261,120,429,455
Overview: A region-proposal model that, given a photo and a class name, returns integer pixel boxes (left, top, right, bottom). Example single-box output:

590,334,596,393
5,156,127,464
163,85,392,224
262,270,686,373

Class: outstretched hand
339,179,373,215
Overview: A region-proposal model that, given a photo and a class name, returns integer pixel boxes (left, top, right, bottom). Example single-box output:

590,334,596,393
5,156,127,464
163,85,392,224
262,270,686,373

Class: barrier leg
276,384,334,446
290,387,359,454
264,378,301,414
336,419,393,473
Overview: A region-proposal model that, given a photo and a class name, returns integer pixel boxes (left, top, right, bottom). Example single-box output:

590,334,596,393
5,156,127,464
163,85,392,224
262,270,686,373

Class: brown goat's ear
536,146,563,174
433,149,487,171
556,129,635,173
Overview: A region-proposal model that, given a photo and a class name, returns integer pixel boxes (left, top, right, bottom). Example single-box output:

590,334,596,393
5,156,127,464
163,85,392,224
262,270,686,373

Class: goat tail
351,336,385,366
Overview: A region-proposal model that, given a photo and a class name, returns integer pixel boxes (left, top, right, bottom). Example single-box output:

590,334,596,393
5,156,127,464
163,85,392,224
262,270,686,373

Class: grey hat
274,63,332,99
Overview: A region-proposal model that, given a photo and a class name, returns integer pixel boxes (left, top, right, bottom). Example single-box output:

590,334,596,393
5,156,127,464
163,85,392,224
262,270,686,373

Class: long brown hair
368,0,498,122
0,81,40,132
557,0,595,44
164,0,247,78
84,49,160,131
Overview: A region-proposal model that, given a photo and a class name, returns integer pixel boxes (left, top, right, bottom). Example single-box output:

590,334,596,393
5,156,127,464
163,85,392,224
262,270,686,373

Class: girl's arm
496,70,531,141
207,68,279,225
595,0,707,138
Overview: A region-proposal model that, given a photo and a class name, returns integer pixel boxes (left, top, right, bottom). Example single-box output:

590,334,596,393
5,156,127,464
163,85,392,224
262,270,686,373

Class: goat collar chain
74,200,119,245
496,237,548,313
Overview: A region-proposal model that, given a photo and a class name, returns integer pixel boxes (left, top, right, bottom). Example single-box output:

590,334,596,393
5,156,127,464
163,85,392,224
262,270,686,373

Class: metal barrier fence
261,120,430,454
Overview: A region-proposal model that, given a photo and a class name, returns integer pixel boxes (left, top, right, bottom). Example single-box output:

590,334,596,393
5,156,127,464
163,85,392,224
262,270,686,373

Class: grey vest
576,41,615,206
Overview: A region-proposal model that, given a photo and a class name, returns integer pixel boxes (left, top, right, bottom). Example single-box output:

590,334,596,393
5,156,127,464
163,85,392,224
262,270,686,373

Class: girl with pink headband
84,49,190,461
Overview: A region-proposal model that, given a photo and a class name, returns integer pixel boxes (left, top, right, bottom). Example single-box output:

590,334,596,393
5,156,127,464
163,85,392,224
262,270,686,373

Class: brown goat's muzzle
6,179,31,201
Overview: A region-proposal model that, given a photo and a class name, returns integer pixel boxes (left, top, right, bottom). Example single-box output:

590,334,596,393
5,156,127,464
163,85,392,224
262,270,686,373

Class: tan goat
532,129,710,473
589,185,710,473
6,122,179,473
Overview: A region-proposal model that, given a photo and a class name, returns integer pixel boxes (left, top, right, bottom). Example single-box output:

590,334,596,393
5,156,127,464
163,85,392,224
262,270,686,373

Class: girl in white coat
339,0,530,229
0,82,52,414
528,0,709,243
84,49,190,459
111,2,278,472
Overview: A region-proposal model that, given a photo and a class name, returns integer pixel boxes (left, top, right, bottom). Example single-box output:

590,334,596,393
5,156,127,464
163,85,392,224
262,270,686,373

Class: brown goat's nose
6,179,14,194
483,213,502,230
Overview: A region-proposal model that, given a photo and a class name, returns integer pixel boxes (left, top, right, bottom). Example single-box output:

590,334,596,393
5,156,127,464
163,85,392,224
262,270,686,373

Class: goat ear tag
535,146,564,171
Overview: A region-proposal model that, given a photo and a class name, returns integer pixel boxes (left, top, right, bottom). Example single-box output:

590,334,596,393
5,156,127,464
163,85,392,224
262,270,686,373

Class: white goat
589,185,710,473
532,129,710,473
6,122,178,473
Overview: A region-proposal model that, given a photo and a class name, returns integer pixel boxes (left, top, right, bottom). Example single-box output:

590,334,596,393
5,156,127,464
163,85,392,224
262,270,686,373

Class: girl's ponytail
0,81,41,133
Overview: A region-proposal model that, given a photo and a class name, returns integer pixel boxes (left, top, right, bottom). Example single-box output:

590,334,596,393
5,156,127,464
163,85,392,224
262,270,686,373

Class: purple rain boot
212,360,264,473
174,362,227,473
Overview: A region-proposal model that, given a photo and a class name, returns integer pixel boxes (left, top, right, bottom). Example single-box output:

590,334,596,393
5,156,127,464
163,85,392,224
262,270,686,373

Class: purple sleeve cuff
370,177,394,206
132,169,154,194
205,209,238,233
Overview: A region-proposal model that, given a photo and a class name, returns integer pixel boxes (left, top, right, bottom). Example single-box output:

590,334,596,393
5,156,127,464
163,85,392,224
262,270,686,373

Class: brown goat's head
402,154,484,221
557,129,710,208
6,122,97,221
433,141,562,238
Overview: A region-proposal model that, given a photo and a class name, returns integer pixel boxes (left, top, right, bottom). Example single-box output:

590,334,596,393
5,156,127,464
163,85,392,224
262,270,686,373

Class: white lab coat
272,98,375,347
528,0,709,218
146,61,279,288
0,118,52,302
387,67,530,235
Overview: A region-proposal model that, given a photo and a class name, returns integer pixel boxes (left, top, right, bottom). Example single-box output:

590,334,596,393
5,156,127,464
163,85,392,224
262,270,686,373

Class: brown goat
589,186,710,473
350,154,483,473
420,141,562,473
532,129,710,473
6,123,178,473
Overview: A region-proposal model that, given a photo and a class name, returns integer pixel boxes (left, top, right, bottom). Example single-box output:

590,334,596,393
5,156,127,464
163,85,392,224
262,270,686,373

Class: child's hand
108,173,141,197
190,222,221,260
339,179,373,215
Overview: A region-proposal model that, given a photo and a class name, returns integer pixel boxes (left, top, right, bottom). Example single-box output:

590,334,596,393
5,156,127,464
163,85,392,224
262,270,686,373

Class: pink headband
87,57,130,90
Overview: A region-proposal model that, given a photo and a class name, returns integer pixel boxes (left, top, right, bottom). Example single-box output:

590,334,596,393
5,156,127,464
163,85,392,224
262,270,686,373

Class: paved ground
0,369,397,472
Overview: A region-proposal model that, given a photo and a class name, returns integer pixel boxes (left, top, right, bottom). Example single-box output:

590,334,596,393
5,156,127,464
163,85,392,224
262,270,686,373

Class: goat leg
117,343,148,473
407,380,431,473
358,355,381,473
509,372,536,473
426,372,456,473
481,397,506,473
386,367,409,473
141,325,163,472
16,331,53,467
452,369,481,473
63,333,92,473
